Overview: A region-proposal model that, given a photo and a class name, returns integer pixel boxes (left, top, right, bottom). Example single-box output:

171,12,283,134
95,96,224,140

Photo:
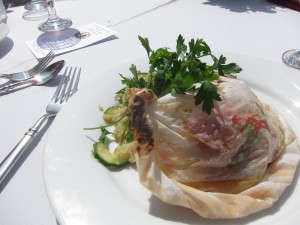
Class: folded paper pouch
268,0,300,12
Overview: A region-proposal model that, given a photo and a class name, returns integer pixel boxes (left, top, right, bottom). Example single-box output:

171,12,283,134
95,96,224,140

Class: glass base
282,49,300,70
22,10,48,21
24,1,47,11
22,1,48,21
38,17,73,32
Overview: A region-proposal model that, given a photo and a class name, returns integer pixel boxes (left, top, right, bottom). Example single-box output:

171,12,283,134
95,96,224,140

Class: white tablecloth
1,0,300,224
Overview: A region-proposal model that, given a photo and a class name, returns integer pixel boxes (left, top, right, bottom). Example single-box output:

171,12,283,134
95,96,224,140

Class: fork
0,51,55,82
0,66,81,185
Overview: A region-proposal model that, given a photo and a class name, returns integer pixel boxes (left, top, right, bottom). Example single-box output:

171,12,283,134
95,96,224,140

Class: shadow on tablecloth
0,118,54,192
202,0,279,13
0,37,13,60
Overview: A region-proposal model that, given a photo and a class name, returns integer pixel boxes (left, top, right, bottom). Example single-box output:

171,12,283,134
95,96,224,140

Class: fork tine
34,51,55,72
34,53,55,73
64,69,76,103
49,66,81,105
58,67,73,104
73,68,81,93
29,51,53,72
49,67,69,103
28,53,53,76
38,51,54,65
65,67,81,102
28,56,53,76
28,51,55,75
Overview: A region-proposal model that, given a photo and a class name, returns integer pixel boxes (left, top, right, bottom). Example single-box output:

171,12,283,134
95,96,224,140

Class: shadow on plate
202,0,279,13
148,164,300,224
0,37,14,59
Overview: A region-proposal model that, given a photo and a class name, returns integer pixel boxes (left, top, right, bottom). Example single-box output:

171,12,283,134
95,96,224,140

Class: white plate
43,53,300,225
0,23,9,42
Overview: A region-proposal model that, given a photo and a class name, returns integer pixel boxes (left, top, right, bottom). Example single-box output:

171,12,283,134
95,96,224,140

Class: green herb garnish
118,35,242,114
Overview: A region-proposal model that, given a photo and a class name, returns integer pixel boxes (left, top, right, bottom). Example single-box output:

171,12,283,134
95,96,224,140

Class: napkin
268,0,300,11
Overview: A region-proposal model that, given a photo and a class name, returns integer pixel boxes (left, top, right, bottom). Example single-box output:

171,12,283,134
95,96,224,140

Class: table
1,0,300,224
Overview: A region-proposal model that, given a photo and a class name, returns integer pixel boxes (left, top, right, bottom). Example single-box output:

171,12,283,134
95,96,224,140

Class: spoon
282,49,300,70
0,60,65,93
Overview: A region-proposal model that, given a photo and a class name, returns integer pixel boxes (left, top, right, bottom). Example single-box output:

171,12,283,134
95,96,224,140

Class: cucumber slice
104,105,124,115
103,105,127,123
93,142,131,166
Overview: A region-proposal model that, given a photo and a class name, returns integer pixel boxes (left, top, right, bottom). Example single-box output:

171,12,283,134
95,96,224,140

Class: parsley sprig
119,35,242,114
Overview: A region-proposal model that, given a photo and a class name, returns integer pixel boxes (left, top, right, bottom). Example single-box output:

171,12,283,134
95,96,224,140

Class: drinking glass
38,0,72,32
282,49,300,70
0,0,7,23
22,0,48,21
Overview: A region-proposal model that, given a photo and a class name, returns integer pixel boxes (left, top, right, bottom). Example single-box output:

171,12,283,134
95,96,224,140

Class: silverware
0,51,55,82
0,60,65,93
0,66,81,184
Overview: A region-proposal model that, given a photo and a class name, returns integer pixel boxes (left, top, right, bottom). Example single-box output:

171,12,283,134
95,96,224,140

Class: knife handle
0,81,25,93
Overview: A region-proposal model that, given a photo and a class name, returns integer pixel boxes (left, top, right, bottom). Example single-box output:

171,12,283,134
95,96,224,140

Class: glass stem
45,0,58,20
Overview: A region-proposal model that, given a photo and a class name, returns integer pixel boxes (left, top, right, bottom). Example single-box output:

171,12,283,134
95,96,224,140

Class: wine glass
38,0,72,32
22,0,48,21
282,49,300,70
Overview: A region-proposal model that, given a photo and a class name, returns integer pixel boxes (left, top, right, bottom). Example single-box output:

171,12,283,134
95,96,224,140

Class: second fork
0,51,55,82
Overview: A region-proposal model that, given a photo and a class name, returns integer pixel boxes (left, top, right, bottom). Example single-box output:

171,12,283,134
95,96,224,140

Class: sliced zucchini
104,105,124,115
103,105,127,123
93,142,135,166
